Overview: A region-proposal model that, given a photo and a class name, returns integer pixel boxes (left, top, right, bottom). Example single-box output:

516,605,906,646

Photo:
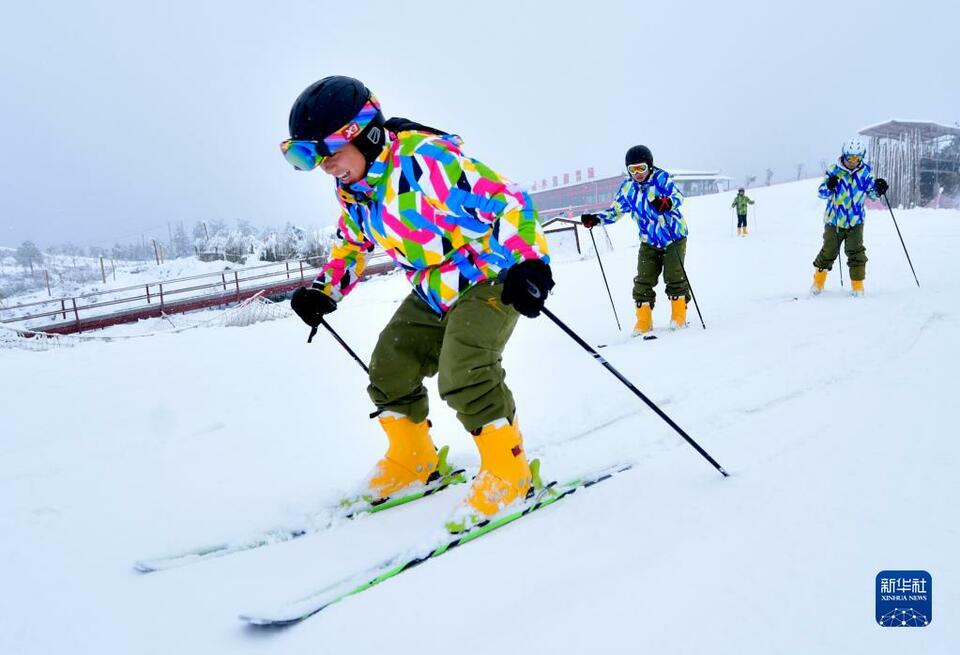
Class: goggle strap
321,94,381,156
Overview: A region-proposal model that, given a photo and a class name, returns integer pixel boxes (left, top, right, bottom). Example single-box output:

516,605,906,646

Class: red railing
1,253,396,334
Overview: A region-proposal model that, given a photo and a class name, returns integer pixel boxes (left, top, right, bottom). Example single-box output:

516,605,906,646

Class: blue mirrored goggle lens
280,140,326,171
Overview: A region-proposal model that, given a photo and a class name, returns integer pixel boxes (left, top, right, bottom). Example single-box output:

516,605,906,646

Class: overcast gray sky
1,0,956,248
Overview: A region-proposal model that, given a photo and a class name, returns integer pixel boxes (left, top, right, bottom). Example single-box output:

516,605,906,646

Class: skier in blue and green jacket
580,145,689,335
810,137,888,296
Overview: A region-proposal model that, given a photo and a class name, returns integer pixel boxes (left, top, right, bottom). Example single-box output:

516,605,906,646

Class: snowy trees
259,223,328,262
0,221,336,303
191,220,331,263
171,222,192,259
105,242,154,262
6,220,333,287
15,241,43,274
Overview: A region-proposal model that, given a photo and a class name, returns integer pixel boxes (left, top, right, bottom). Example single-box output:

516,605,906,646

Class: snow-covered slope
2,179,957,653
1,254,249,311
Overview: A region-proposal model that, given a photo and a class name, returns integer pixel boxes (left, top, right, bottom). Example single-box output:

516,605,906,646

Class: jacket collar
338,134,396,201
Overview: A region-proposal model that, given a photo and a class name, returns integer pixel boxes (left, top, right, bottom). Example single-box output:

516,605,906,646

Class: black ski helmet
625,145,654,168
288,76,386,165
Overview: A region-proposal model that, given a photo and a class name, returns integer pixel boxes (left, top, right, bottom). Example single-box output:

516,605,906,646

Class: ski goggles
280,139,327,171
843,154,862,166
627,162,650,176
280,93,382,171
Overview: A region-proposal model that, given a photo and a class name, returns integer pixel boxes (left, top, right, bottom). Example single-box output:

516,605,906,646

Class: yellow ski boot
363,413,439,501
811,268,827,295
446,419,534,533
669,296,687,330
851,279,864,297
632,303,653,336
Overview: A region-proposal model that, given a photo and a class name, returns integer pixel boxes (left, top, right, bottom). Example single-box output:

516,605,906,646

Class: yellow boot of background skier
811,268,827,295
633,303,653,336
669,296,687,329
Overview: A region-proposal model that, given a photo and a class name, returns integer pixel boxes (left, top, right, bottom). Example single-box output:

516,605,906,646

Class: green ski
134,446,466,573
239,462,632,626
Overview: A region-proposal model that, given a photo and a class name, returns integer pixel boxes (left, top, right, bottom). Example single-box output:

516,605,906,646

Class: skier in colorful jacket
580,145,689,335
810,137,888,296
283,76,553,533
731,188,755,236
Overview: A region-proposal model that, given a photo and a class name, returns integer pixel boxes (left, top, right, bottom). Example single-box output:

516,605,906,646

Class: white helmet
841,137,866,158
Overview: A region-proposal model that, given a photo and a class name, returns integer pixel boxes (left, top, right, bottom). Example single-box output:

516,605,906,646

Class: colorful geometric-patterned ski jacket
817,162,880,229
312,129,549,316
594,168,687,249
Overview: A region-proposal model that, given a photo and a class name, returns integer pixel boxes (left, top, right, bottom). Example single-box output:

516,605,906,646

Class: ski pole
587,227,622,331
541,307,728,477
882,194,920,287
308,318,369,373
673,245,706,330
835,226,844,287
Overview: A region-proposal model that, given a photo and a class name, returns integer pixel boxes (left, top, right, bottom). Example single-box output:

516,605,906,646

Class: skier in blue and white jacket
580,145,689,335
810,137,889,296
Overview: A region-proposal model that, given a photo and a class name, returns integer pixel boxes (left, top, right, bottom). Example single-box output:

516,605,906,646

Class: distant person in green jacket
732,188,754,236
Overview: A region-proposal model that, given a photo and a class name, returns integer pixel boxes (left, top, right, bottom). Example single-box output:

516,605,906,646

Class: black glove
581,213,601,229
875,178,889,195
651,196,673,213
500,259,555,318
291,286,336,328
826,175,839,191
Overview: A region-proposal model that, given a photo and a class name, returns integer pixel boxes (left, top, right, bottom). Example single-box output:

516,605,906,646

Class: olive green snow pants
812,223,867,281
367,282,520,433
634,238,690,308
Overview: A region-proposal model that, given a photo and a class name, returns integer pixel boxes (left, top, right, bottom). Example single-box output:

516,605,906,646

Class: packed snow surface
2,179,957,653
